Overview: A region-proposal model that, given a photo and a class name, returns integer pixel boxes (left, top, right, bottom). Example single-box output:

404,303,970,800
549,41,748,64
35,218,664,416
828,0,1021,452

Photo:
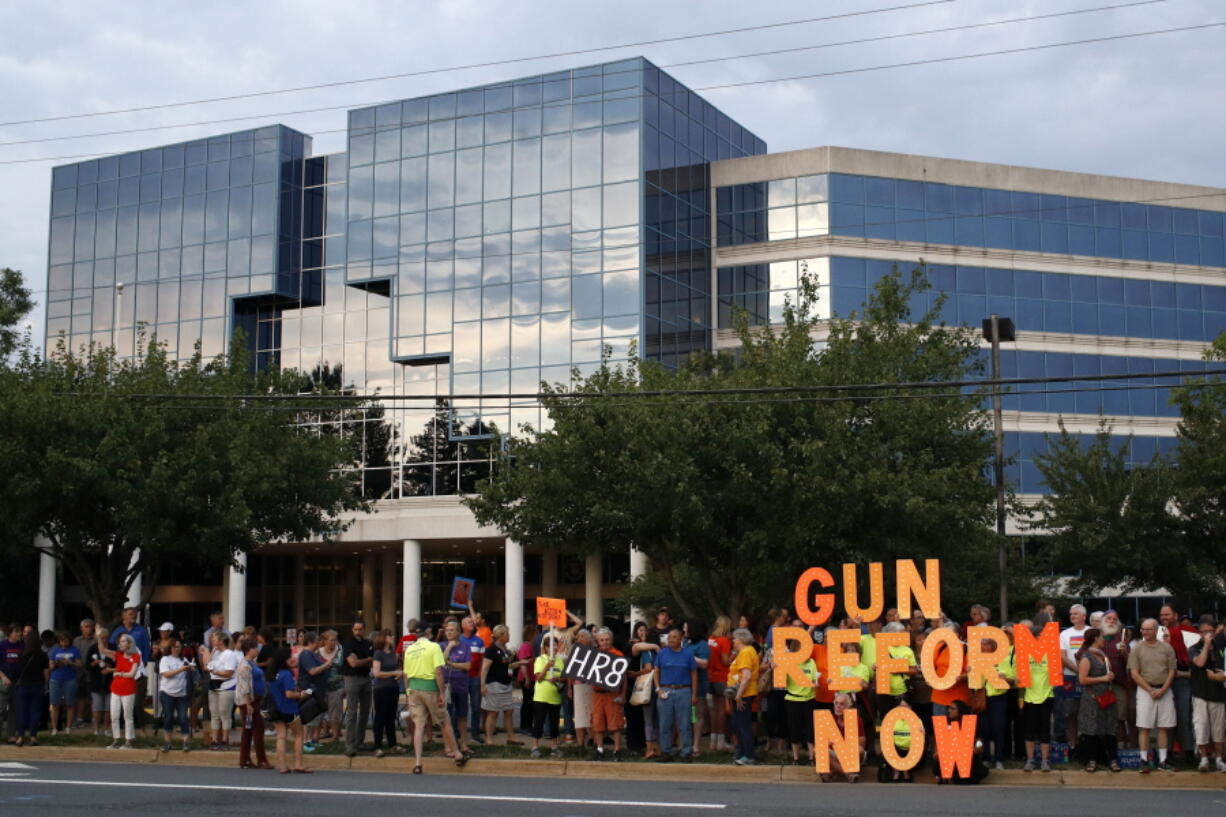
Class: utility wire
0,0,1166,150
4,18,1221,167
0,0,954,128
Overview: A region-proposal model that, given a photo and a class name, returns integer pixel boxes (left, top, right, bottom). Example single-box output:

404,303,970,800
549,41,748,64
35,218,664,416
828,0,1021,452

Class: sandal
374,749,385,758
413,764,423,774
1085,761,1097,773
279,769,291,774
292,768,312,774
1109,760,1121,772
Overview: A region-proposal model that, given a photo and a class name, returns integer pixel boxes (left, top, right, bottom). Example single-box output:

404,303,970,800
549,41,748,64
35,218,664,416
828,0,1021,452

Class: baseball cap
158,622,175,632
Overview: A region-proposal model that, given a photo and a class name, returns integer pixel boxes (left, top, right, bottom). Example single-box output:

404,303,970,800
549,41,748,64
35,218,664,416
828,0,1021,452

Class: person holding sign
590,627,627,761
530,635,566,759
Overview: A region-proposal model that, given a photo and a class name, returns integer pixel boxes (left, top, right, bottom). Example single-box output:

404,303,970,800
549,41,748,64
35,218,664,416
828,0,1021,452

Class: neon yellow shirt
1023,654,1053,704
887,645,918,697
859,634,878,669
533,654,566,705
784,658,819,702
986,647,1016,698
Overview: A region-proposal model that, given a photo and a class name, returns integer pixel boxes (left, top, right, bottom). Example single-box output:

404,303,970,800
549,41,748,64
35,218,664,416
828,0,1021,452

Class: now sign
563,644,628,692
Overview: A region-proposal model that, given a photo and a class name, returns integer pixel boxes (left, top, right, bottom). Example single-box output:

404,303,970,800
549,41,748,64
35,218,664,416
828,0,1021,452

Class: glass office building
38,62,1226,637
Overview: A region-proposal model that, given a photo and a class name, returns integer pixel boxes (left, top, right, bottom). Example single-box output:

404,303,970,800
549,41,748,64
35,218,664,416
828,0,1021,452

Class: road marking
0,763,34,769
0,778,726,809
0,774,30,778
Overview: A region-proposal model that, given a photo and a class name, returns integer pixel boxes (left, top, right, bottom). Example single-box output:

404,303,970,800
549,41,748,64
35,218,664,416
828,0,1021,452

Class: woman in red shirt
706,616,733,752
102,633,142,749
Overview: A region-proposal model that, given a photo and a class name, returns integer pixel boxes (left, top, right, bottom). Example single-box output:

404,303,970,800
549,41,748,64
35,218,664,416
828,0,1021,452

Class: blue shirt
297,649,324,694
687,640,711,685
655,646,697,687
249,659,267,697
110,624,152,663
271,669,298,716
49,646,81,682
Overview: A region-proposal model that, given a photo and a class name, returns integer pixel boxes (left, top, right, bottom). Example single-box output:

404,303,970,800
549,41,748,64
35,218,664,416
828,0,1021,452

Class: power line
0,0,1166,151
4,17,1221,168
0,0,953,129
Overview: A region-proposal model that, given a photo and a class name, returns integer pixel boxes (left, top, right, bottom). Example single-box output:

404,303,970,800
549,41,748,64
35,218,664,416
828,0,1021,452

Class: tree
1030,335,1226,606
0,267,34,359
464,264,1000,622
0,335,370,624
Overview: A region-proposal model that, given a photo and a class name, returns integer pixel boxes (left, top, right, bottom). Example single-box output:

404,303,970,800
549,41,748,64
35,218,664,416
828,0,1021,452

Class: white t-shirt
208,649,241,690
1060,625,1088,676
159,655,189,698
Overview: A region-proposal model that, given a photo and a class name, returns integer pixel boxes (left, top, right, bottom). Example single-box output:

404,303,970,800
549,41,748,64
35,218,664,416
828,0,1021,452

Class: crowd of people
1,598,1223,779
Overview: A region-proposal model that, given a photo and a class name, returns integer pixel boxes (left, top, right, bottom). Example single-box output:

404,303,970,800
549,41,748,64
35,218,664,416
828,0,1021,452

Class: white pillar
380,550,397,632
37,543,56,633
629,546,648,636
585,551,603,628
505,538,524,650
402,540,422,626
361,553,377,622
124,548,142,610
227,552,248,634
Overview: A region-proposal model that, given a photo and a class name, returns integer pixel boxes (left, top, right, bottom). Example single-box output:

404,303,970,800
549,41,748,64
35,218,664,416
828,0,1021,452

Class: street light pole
983,314,1015,623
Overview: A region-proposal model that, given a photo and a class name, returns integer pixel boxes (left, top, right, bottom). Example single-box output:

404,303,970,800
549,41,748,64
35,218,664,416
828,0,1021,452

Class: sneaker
1023,759,1035,773
550,747,563,759
183,743,191,753
613,749,623,763
162,742,172,752
122,741,134,750
1199,757,1211,772
1040,760,1051,773
734,756,756,766
994,761,1004,771
303,741,317,753
530,747,542,759
1216,758,1226,773
106,742,120,749
591,748,604,761
1158,761,1176,772
50,729,57,736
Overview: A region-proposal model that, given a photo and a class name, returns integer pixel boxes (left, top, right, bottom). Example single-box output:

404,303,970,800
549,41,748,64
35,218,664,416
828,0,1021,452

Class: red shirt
112,652,139,696
397,634,417,655
707,637,731,684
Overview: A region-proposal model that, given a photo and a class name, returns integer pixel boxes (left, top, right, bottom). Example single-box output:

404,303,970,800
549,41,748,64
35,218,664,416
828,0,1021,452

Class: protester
822,692,864,783
653,627,698,763
586,627,626,761
441,619,474,756
480,624,522,746
234,638,271,768
880,621,918,713
984,624,1015,770
1058,604,1089,748
268,646,310,774
340,619,374,757
706,617,733,753
158,638,192,753
71,619,95,730
1129,617,1178,773
13,632,48,746
684,619,711,757
205,631,239,750
1021,615,1055,772
295,631,326,750
516,624,539,737
103,633,142,749
370,629,403,757
569,628,596,753
782,632,818,766
109,607,151,734
403,624,462,772
729,628,760,766
316,629,343,744
86,627,113,736
47,631,81,735
629,621,660,758
1076,628,1118,772
460,614,486,743
1,623,24,741
933,700,989,784
1100,610,1133,749
530,634,566,759
1188,615,1226,772
201,612,227,649
1160,604,1197,764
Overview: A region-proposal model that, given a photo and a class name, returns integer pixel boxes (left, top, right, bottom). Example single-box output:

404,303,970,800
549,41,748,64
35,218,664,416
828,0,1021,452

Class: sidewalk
3,745,1225,789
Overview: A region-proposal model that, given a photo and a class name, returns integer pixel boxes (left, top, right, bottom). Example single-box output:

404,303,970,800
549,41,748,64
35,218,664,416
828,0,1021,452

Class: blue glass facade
1006,431,1178,495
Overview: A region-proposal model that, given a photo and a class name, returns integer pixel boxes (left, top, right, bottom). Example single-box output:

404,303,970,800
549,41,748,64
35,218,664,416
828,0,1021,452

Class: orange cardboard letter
794,567,835,627
535,597,566,628
966,626,1010,691
1014,620,1061,689
826,629,862,692
880,706,925,771
932,714,979,779
895,559,941,620
874,631,912,695
771,627,813,690
814,708,860,775
842,562,884,622
919,627,963,691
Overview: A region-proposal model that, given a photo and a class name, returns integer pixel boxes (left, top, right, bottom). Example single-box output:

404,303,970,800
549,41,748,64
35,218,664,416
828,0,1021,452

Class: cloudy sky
2,0,1223,348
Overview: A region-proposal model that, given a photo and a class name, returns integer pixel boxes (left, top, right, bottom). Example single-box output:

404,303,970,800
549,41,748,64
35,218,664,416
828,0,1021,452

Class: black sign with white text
562,643,628,692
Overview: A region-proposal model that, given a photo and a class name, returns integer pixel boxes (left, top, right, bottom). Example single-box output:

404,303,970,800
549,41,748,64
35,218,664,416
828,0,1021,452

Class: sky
2,0,1223,350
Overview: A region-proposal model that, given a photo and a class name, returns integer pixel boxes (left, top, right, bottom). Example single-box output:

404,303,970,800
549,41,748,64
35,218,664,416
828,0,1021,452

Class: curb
2,746,1225,789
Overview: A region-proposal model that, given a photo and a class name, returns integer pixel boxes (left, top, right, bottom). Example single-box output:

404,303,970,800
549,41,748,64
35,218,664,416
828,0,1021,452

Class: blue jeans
449,686,468,737
160,692,189,735
657,687,693,758
468,676,482,735
49,677,77,707
1171,676,1193,754
732,696,756,760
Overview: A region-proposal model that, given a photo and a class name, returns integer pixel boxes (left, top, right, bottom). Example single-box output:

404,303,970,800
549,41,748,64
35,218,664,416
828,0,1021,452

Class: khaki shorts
573,682,593,729
1193,698,1226,746
591,691,625,733
408,687,446,725
1136,688,1176,729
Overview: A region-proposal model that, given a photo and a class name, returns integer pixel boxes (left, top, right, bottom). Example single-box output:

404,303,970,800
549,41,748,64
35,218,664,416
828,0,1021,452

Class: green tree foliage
1031,335,1226,606
0,267,34,358
465,264,999,621
0,336,370,624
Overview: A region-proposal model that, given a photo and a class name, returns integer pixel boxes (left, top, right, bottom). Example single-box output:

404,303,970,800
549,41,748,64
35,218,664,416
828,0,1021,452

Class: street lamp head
981,316,1015,343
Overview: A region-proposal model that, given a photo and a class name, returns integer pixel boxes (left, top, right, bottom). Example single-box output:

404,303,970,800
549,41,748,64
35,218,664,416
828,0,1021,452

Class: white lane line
0,773,30,777
0,763,34,769
0,778,726,810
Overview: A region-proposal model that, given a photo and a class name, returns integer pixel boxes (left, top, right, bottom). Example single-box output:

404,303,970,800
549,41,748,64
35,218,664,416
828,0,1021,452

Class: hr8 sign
781,559,1061,779
562,643,628,692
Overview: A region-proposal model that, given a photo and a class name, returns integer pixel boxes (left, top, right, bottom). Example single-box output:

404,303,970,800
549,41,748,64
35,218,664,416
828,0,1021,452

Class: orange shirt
929,644,970,706
476,626,492,648
811,642,835,704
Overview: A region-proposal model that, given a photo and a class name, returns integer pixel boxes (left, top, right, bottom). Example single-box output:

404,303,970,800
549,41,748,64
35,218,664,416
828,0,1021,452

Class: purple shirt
444,640,472,691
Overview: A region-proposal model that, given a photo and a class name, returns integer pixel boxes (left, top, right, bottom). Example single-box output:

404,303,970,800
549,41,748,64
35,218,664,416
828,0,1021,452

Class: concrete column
37,543,56,634
124,548,142,610
629,546,648,637
402,540,422,625
504,538,524,650
227,552,248,634
380,550,397,632
541,551,558,598
585,552,603,628
361,553,377,622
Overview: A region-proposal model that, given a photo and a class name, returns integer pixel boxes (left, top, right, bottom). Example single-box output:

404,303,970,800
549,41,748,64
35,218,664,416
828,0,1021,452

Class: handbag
299,691,325,724
629,673,653,706
1096,689,1117,710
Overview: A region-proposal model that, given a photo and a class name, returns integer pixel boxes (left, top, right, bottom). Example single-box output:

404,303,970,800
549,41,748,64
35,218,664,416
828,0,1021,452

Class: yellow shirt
403,638,444,691
729,646,760,698
887,645,918,697
533,654,566,705
986,647,1016,698
859,634,878,669
784,658,819,702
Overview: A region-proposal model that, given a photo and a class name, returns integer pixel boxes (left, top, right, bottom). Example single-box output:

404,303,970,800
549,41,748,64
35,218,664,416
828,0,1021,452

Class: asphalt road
0,760,1223,817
